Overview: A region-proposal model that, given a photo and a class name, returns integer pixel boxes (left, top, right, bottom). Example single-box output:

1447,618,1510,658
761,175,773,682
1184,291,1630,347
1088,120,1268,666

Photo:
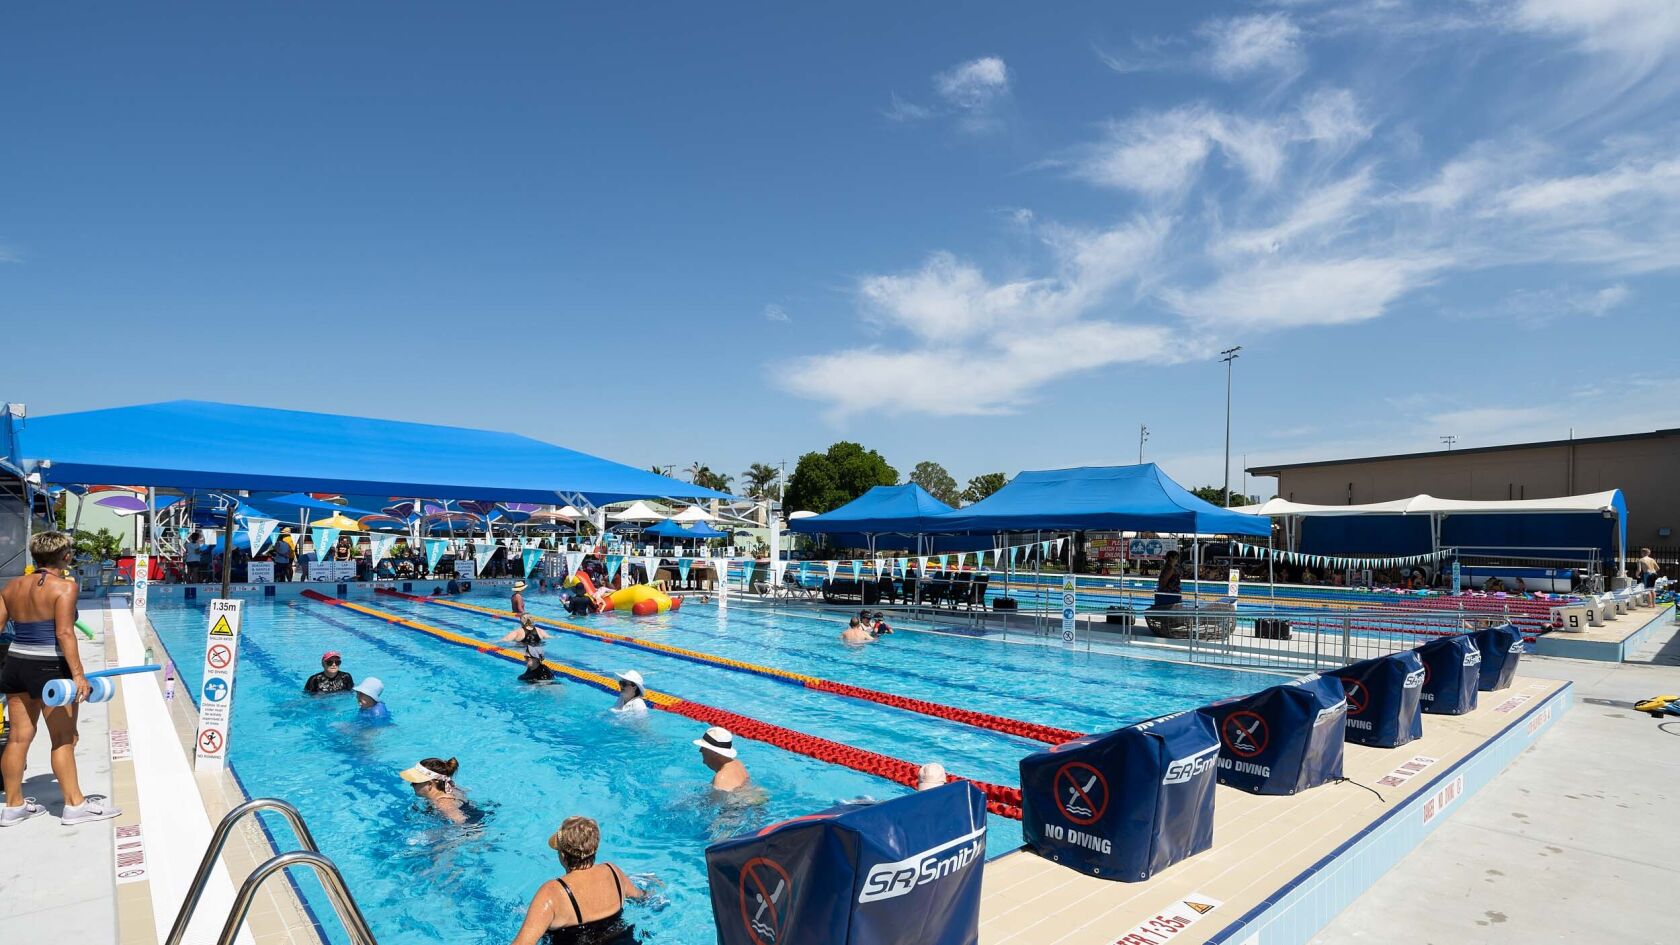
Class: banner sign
471,543,498,575
245,518,279,557
194,599,242,771
1127,539,1179,560
1020,711,1218,881
704,783,987,945
1196,675,1346,795
1060,575,1077,646
309,561,357,582
1416,634,1481,716
246,561,275,584
1331,652,1425,748
424,538,448,571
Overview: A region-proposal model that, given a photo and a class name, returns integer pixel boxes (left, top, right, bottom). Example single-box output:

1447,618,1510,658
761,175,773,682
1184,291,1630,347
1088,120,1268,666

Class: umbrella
608,500,667,522
671,505,715,523
358,514,411,532
310,513,362,530
268,493,382,517
528,506,583,525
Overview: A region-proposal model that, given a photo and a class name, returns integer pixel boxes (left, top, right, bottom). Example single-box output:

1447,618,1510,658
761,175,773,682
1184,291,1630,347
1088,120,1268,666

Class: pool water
146,592,1276,945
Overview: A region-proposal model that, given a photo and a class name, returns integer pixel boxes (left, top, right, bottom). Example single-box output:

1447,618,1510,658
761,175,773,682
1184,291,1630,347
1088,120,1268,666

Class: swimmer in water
399,757,470,825
839,617,874,646
870,611,893,636
694,726,750,792
500,616,554,683
511,580,528,616
611,670,647,715
511,816,647,945
353,677,391,724
303,651,355,694
916,762,946,791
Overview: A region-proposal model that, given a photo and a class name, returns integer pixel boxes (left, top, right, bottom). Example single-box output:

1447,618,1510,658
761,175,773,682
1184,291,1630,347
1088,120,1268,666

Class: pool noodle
75,619,95,640
40,664,163,707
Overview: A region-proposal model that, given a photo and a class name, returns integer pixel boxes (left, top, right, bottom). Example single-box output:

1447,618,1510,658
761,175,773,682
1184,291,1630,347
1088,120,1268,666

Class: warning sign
114,824,148,885
1110,893,1223,944
195,599,242,772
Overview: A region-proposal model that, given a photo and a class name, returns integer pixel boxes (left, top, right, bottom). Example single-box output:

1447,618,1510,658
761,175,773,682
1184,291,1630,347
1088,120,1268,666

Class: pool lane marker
376,588,1085,746
301,590,1024,819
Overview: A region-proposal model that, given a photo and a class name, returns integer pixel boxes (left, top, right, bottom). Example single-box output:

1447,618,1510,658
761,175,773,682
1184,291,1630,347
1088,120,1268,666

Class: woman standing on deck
0,532,122,827
1154,549,1183,612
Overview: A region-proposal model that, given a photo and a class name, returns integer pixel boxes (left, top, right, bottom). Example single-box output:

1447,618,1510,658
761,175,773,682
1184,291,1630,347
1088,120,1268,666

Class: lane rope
377,588,1083,746
302,590,1023,818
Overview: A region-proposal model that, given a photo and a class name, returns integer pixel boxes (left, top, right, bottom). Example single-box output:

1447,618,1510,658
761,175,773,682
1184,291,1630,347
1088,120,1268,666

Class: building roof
1247,427,1680,476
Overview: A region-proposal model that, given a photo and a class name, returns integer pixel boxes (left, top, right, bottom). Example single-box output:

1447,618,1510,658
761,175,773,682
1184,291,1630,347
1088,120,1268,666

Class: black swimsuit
544,868,638,945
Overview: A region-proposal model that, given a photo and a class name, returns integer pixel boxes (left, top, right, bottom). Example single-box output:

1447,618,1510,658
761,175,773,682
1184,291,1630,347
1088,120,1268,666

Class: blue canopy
262,493,384,517
644,519,729,539
929,464,1271,536
12,400,733,505
787,483,956,535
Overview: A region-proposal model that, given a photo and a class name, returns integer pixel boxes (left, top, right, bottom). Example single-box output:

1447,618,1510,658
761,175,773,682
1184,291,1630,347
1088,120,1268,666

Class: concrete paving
1315,611,1680,945
0,613,119,945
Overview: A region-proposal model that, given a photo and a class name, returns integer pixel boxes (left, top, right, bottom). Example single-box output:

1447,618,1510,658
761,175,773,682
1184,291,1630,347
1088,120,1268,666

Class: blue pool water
146,592,1277,945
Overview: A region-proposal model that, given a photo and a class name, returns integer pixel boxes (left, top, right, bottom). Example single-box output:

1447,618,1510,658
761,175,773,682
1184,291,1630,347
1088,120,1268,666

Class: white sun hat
615,670,645,693
353,677,384,703
916,762,948,791
693,725,737,759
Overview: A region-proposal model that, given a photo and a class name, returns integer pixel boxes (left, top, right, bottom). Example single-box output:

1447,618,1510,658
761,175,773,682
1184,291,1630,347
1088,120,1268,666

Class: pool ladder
165,798,379,945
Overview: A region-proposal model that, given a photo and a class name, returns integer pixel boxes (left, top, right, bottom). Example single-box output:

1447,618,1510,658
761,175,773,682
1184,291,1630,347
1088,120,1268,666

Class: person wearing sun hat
303,651,354,694
694,726,750,792
353,677,391,725
611,670,647,715
511,581,528,616
399,757,471,824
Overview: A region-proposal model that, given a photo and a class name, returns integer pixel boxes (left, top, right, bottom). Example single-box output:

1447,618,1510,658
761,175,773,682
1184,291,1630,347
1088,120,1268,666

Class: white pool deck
1,598,1674,945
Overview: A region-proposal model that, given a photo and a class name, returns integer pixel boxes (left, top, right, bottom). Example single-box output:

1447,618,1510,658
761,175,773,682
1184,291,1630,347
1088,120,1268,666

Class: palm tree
744,463,780,500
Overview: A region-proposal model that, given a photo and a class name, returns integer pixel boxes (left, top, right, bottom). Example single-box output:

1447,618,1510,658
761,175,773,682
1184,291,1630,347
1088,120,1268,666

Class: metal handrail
216,851,379,945
165,797,375,945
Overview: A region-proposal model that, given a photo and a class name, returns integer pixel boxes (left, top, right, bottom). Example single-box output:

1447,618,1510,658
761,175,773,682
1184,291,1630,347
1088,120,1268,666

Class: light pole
1138,424,1149,464
1440,435,1457,451
1220,346,1242,506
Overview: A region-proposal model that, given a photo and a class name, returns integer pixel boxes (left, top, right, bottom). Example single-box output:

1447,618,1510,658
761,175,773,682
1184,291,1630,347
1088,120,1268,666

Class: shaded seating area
1144,600,1237,641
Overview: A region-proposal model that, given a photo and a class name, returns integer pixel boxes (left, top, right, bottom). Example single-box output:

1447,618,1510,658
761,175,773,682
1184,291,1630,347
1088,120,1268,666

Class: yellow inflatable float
566,572,681,615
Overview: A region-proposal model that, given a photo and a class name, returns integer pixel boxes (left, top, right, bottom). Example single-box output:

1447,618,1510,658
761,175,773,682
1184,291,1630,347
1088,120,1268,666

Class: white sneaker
0,798,46,827
61,795,122,826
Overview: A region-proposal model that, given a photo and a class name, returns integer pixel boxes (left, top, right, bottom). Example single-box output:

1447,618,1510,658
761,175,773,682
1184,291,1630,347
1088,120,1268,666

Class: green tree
910,461,960,505
687,463,732,493
782,442,898,513
961,472,1007,505
73,528,123,564
1190,486,1258,507
744,463,781,501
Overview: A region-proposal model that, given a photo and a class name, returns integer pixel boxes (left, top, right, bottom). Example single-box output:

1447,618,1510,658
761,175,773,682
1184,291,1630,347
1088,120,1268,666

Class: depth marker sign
1061,574,1077,645
132,552,149,612
194,598,242,771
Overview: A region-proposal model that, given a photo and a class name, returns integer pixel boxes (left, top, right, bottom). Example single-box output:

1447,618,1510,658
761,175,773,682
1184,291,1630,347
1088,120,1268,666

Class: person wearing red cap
303,651,355,694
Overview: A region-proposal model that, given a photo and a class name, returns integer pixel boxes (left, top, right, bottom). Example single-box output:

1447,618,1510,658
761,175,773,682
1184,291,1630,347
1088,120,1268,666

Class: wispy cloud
882,93,932,123
763,304,791,323
885,56,1013,133
1200,14,1305,79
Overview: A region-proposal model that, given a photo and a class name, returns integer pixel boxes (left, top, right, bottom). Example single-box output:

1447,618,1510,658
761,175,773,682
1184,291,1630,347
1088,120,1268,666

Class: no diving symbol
1222,711,1268,758
198,729,224,755
207,645,232,670
1341,678,1369,715
1053,761,1109,826
738,857,792,945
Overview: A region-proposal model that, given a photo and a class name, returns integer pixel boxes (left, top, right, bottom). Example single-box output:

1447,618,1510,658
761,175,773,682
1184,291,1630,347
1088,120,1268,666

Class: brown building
1248,428,1680,551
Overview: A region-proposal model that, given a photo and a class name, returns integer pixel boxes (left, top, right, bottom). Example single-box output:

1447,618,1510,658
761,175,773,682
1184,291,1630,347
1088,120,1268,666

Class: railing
166,797,378,945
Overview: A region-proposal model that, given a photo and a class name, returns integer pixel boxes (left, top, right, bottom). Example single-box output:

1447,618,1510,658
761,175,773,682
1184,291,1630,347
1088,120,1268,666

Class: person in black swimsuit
499,616,554,683
303,651,355,694
512,815,646,945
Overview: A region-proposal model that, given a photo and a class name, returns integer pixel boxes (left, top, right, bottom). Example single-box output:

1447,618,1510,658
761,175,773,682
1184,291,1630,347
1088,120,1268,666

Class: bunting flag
424,538,448,570
369,534,397,564
176,526,191,541
825,560,838,580
642,557,660,584
678,559,693,582
472,542,498,575
312,527,339,561
1054,537,1066,557
522,547,544,575
918,556,930,573
1009,546,1019,566
897,557,908,576
245,518,279,557
849,559,862,579
935,554,947,569
741,560,757,589
605,555,624,581
565,552,584,577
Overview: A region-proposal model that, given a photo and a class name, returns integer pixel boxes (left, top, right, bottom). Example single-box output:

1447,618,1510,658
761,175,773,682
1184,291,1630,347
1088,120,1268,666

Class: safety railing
165,797,378,945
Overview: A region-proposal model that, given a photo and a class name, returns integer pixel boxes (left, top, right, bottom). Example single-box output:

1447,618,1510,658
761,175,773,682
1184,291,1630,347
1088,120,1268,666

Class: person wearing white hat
354,677,391,725
916,762,947,791
611,670,647,715
398,757,469,824
694,726,750,792
511,581,528,616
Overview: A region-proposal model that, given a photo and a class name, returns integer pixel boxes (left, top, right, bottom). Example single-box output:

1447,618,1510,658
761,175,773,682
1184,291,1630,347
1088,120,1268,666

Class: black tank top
544,867,638,945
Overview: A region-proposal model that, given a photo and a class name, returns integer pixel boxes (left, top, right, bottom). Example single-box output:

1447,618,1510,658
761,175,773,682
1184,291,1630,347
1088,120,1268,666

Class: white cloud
1163,256,1440,328
1214,168,1375,255
1493,158,1680,217
1467,282,1632,325
763,304,790,323
1511,0,1680,59
936,57,1011,108
1200,14,1305,78
883,93,932,123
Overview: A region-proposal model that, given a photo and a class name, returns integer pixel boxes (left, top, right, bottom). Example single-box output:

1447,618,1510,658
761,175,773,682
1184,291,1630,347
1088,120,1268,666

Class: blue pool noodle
41,664,162,707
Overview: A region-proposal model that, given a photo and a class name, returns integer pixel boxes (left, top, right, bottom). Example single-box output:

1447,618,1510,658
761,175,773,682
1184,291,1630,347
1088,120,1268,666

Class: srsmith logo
857,825,986,903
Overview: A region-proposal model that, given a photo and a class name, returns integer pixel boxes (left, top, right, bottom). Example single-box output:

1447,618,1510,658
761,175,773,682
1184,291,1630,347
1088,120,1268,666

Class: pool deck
1529,601,1674,662
978,676,1573,945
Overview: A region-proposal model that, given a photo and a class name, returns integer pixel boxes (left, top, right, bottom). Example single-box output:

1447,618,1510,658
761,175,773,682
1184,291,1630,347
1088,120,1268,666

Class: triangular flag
741,560,756,588
678,559,693,582
245,518,279,557
472,542,498,575
850,559,861,579
825,560,837,580
918,556,930,573
605,555,623,581
424,538,447,570
522,546,544,575
935,554,947,569
312,527,339,561
1009,546,1019,566
369,533,397,564
565,552,584,577
897,557,908,575
642,557,659,584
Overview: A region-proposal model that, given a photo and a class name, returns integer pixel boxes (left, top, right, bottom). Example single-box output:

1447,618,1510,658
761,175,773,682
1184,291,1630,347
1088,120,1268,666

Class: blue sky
5,2,1676,497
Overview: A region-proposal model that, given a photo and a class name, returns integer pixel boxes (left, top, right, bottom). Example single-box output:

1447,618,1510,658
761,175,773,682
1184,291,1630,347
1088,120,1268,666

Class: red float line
380,588,1083,746
303,590,1025,819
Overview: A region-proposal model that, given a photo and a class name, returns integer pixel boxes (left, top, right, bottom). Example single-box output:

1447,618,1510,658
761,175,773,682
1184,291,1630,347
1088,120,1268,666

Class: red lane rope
303,590,1024,819
379,588,1083,746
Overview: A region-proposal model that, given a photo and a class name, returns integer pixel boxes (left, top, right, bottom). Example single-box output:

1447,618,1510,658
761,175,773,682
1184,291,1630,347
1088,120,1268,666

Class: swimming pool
146,591,1277,945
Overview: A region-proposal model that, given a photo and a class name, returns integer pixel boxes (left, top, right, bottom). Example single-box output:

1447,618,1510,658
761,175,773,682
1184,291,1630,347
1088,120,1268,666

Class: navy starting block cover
1196,675,1346,795
705,782,987,945
1332,652,1426,748
1019,710,1218,881
1415,634,1482,715
1474,624,1524,692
